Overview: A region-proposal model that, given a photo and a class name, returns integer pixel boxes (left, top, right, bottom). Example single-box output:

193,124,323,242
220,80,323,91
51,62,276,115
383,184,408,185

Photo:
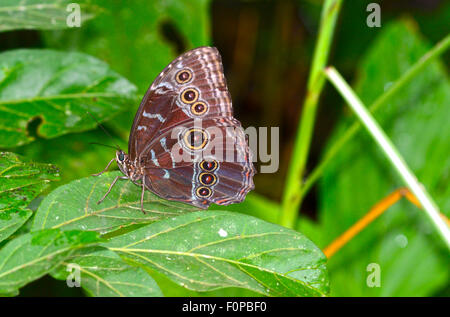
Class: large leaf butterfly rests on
94,47,255,212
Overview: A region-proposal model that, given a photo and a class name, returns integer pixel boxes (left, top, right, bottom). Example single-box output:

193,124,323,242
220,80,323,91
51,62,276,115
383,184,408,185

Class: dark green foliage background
0,0,449,297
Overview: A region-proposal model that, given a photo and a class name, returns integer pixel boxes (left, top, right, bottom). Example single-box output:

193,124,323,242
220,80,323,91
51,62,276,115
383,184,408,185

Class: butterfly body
96,47,255,211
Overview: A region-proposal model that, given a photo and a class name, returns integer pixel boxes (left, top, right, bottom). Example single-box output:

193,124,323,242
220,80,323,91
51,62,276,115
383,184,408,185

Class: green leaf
0,229,100,295
160,0,211,48
51,247,162,297
44,0,211,93
32,171,199,234
0,210,33,246
144,267,262,297
42,0,211,137
104,211,329,297
318,20,450,296
0,49,137,148
0,152,59,243
0,0,101,32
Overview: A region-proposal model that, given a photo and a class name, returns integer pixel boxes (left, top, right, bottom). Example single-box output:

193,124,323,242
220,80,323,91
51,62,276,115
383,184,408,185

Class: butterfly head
116,150,126,162
115,150,133,179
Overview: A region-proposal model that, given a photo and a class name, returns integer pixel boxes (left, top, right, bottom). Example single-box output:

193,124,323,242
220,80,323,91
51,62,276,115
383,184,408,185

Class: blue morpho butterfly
94,47,255,212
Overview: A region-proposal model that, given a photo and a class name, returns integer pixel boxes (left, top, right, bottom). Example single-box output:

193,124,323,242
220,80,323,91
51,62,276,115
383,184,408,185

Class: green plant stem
301,33,450,198
325,66,450,249
279,0,343,228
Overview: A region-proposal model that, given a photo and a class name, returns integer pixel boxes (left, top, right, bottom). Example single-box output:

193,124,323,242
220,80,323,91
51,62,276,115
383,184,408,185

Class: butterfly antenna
89,142,120,150
86,111,121,150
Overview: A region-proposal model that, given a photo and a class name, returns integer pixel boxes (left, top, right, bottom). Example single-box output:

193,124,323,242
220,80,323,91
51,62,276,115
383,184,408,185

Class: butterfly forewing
128,47,233,161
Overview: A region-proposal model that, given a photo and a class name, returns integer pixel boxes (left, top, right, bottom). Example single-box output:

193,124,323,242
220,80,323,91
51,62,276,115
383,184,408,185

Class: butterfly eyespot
200,160,218,172
191,101,208,116
182,128,208,150
181,88,199,104
199,172,217,186
176,69,192,84
196,186,212,198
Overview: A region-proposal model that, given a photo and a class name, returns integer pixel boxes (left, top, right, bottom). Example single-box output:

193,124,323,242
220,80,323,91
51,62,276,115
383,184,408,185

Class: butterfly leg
92,158,115,176
97,175,127,204
140,177,147,214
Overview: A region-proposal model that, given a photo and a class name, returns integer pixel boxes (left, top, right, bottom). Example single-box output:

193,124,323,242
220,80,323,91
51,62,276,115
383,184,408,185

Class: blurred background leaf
302,20,449,296
43,0,212,136
214,192,280,224
0,49,137,147
0,152,59,243
0,0,101,32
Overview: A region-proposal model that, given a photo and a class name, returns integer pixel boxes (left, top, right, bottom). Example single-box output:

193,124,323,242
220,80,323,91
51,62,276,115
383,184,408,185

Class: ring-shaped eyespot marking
191,101,208,116
181,88,199,104
200,160,218,172
196,186,212,198
175,69,192,84
198,172,217,186
182,128,208,150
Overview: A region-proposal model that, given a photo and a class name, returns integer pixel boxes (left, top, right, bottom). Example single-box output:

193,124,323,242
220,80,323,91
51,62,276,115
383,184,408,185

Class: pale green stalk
325,67,450,249
301,33,450,198
279,0,343,228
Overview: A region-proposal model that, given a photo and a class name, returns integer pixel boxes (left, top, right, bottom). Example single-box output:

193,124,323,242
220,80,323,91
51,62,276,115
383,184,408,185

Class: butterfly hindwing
142,117,255,208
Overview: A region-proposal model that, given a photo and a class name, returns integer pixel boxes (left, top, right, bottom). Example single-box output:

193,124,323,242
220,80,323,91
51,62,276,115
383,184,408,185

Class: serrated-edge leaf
0,152,59,243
